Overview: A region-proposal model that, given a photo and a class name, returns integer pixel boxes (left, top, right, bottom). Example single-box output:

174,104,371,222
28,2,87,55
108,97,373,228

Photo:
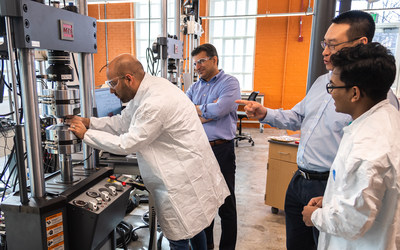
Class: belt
209,139,230,147
298,168,329,181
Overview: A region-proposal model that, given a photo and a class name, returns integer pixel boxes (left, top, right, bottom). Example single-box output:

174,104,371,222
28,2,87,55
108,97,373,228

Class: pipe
14,125,29,204
19,48,46,198
5,63,14,122
5,17,30,203
95,11,315,23
175,0,181,89
161,0,168,78
5,17,20,125
78,0,96,170
78,54,96,170
59,154,74,183
104,4,109,64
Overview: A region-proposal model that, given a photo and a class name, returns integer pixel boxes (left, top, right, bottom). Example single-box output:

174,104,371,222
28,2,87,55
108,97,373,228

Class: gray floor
119,127,287,250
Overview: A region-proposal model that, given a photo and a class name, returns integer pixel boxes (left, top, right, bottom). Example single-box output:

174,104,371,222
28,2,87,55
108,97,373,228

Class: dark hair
191,43,219,65
332,10,375,43
330,42,396,103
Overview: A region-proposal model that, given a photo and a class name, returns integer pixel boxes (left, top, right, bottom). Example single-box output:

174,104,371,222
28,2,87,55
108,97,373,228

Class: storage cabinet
265,140,298,213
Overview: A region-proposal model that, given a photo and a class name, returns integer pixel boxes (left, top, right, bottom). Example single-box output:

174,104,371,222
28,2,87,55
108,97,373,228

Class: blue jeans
168,230,207,250
284,170,327,250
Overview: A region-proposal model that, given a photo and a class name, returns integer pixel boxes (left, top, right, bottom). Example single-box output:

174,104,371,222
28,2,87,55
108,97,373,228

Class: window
374,24,400,95
340,0,400,95
134,0,175,75
208,0,258,91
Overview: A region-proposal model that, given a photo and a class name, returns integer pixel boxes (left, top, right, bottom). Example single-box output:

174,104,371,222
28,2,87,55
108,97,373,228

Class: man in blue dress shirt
236,10,399,250
187,43,241,250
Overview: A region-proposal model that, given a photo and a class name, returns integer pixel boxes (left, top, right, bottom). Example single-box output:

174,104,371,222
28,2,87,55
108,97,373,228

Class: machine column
19,48,45,198
78,52,96,170
78,0,96,170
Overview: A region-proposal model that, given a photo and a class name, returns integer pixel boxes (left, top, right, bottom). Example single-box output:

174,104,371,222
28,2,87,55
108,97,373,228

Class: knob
101,191,110,201
87,201,98,211
108,185,117,196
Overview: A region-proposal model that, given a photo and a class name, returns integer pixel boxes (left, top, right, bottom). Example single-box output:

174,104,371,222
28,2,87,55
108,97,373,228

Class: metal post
59,154,73,183
6,17,30,203
339,0,352,14
5,61,14,121
161,0,168,78
175,0,182,89
78,53,96,170
19,48,45,198
189,32,194,84
306,0,336,91
78,0,96,170
5,17,20,125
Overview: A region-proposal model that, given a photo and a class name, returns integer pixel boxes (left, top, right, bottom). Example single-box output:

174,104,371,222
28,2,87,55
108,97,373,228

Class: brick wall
88,3,135,87
89,0,314,117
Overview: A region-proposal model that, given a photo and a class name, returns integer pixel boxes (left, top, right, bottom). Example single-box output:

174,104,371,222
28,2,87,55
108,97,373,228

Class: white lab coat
84,73,230,240
311,100,400,249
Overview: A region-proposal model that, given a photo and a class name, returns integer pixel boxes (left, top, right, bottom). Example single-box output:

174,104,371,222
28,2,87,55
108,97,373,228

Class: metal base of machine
1,167,132,250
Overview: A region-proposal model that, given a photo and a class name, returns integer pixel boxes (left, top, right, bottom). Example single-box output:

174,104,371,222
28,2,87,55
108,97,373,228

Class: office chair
235,91,259,147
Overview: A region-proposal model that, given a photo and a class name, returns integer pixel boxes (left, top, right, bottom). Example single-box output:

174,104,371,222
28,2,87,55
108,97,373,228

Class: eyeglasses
105,76,125,88
326,82,356,94
193,57,212,67
320,37,362,51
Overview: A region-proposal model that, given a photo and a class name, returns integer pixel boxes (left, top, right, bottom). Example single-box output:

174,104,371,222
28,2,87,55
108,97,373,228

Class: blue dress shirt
261,73,351,172
261,72,399,172
187,70,241,141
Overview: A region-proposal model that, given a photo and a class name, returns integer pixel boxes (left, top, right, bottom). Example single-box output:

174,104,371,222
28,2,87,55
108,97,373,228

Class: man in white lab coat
67,54,230,250
302,43,400,249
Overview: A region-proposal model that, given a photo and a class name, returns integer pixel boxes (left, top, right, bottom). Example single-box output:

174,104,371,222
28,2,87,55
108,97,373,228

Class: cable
0,111,15,117
72,152,93,165
13,49,21,96
72,53,79,80
0,60,12,91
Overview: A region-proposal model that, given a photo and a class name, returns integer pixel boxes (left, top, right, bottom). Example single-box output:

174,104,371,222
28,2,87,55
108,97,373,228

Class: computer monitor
94,88,122,117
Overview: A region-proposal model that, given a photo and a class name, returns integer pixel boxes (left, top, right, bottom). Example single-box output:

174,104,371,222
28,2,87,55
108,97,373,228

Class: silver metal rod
175,0,182,89
203,11,314,20
19,48,46,198
104,4,109,63
78,0,96,170
189,33,194,84
95,12,315,23
78,0,89,15
96,17,166,22
5,62,14,121
161,0,168,78
5,17,20,125
186,34,189,73
38,61,46,113
175,0,180,39
59,154,74,183
78,53,96,170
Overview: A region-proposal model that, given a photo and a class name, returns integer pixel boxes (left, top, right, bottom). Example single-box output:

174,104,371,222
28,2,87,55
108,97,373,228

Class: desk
265,140,298,214
239,92,264,132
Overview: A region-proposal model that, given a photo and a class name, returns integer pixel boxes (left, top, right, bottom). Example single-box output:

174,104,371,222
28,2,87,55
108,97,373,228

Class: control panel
69,176,126,214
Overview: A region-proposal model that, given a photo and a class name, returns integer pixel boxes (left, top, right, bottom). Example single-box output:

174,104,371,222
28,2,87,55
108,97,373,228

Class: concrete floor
119,127,287,250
